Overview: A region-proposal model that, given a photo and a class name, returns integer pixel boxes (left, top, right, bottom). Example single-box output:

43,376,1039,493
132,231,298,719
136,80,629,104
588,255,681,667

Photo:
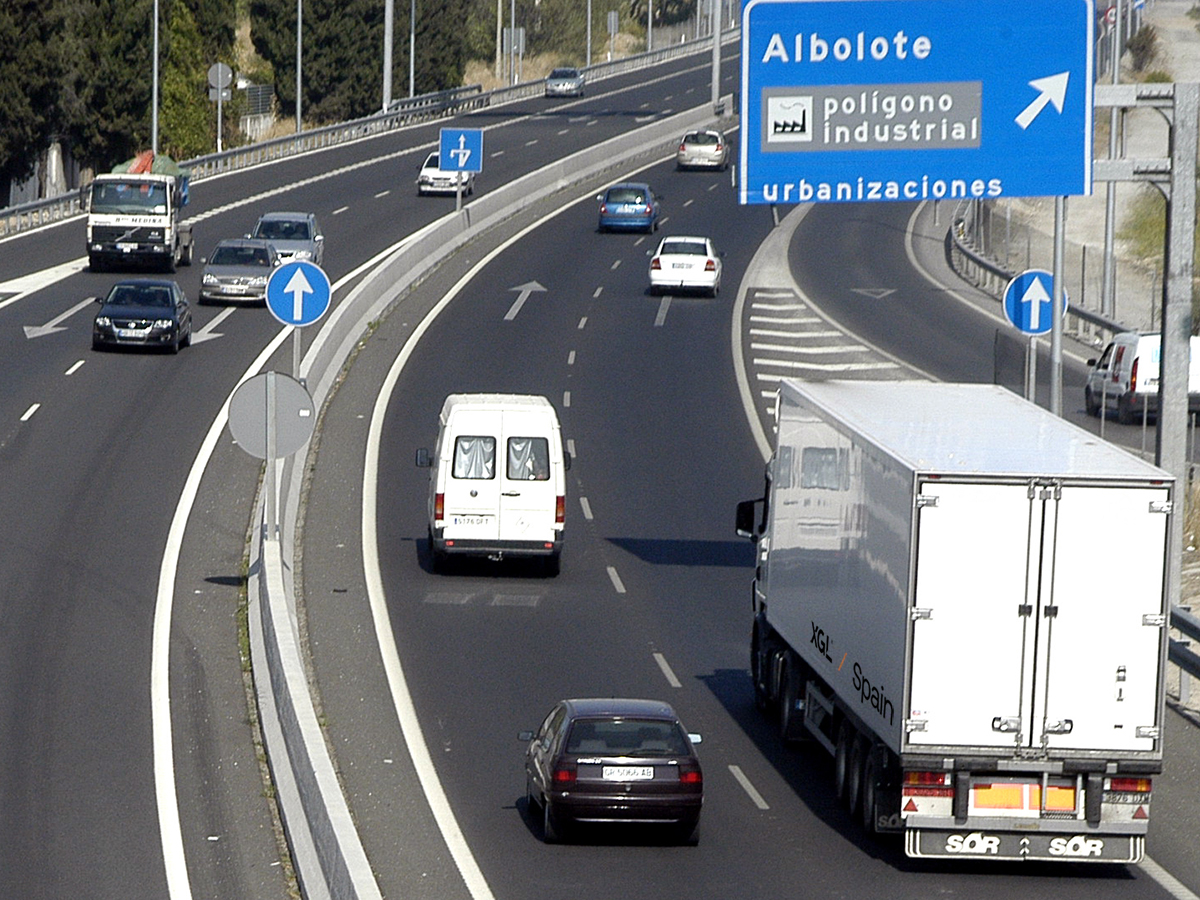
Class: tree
160,0,212,159
0,0,65,189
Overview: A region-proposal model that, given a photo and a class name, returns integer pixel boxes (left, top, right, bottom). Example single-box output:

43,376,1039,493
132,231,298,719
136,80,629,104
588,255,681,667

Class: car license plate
671,262,690,269
116,328,143,338
117,242,137,252
602,766,654,781
451,515,491,526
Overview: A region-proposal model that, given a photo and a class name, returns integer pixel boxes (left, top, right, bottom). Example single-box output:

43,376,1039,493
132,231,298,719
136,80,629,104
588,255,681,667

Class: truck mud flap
906,829,1143,863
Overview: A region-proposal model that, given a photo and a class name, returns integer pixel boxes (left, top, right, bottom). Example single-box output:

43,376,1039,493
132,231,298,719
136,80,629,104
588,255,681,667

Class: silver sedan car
200,238,279,304
545,67,585,98
675,130,729,170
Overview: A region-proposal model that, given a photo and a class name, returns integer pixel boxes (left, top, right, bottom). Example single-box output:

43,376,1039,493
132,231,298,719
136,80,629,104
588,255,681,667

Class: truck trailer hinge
1136,726,1161,739
904,719,928,733
916,495,938,509
1149,500,1173,514
910,607,932,621
1142,613,1166,627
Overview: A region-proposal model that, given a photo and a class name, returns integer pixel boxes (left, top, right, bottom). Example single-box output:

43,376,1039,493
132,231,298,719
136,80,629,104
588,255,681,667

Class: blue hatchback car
597,183,661,233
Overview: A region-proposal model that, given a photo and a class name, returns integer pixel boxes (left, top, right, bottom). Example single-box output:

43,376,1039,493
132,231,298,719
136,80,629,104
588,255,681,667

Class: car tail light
1108,777,1152,793
679,767,703,785
599,204,608,214
556,495,565,524
650,257,661,270
678,143,687,152
704,259,716,271
716,142,724,152
553,765,576,785
434,492,444,522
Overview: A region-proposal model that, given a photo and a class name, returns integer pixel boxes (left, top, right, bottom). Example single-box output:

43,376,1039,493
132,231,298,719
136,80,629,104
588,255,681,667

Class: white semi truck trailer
736,380,1171,862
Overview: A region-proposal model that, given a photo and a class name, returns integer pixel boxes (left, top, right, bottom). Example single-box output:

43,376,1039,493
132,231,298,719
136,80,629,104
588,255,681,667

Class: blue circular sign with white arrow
1003,268,1068,335
266,260,332,327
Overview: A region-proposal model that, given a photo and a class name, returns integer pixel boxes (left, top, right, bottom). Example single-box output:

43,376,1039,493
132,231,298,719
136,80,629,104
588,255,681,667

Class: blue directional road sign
265,260,332,327
439,128,484,173
739,0,1094,205
1003,269,1068,335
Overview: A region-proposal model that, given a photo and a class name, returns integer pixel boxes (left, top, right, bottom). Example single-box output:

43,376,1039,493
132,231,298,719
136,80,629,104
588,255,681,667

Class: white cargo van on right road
1084,332,1200,424
416,393,569,574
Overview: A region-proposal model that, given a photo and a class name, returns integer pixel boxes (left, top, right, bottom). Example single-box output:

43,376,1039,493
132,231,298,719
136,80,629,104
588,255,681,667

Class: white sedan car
648,236,722,297
416,152,475,196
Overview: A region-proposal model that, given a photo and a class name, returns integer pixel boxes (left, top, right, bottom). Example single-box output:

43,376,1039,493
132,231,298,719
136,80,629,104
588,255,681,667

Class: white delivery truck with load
84,150,194,272
736,380,1171,863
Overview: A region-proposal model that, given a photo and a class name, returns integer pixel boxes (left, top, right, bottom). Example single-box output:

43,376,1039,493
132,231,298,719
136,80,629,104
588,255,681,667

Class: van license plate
602,766,654,781
451,515,491,526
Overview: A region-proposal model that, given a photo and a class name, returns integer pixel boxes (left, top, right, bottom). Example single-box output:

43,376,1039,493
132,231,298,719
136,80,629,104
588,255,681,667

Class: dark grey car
248,211,324,265
92,278,193,353
200,238,279,304
522,698,703,843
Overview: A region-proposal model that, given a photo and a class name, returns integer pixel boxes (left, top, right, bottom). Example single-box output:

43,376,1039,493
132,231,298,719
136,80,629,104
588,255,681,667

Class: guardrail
0,29,739,239
946,196,1200,692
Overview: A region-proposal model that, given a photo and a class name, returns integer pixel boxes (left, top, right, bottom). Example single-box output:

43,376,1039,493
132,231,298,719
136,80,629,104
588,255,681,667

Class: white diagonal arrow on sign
504,281,547,321
190,306,236,345
24,297,96,339
1015,72,1070,130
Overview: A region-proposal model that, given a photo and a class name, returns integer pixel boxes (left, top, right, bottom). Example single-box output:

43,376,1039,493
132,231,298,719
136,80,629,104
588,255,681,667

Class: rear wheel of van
1084,387,1100,417
542,552,561,577
1117,395,1136,425
429,529,448,573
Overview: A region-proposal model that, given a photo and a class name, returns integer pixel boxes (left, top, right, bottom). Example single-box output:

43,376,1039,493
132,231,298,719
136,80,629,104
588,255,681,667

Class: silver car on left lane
200,238,280,305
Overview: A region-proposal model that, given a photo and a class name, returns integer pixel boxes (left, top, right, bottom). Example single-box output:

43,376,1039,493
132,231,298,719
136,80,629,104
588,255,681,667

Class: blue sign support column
739,0,1095,205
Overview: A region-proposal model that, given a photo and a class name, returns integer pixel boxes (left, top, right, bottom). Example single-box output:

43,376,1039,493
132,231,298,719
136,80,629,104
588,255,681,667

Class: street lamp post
296,0,303,132
152,0,159,154
409,0,415,97
383,0,393,111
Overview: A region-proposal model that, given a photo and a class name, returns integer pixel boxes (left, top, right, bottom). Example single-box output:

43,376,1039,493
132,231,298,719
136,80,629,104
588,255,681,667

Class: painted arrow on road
23,297,96,339
1015,72,1070,130
504,281,547,320
190,306,236,345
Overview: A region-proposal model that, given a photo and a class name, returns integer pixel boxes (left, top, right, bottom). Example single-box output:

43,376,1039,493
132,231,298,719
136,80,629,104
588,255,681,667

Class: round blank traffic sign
228,372,315,459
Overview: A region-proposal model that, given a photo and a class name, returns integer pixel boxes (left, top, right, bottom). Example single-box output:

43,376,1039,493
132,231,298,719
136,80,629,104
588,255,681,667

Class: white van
1084,332,1200,424
416,394,569,573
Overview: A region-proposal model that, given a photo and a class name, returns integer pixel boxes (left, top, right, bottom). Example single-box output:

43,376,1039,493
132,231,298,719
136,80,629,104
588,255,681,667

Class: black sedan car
92,278,193,353
522,698,703,843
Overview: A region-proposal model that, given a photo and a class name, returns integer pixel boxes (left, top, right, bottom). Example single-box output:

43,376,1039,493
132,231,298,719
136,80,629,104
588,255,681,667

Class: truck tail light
903,771,953,797
434,492,444,522
1108,777,1152,793
556,495,565,524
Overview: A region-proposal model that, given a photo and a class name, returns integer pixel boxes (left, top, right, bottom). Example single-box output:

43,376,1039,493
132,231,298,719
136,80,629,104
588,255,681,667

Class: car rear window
550,68,577,78
606,188,646,204
565,719,690,756
686,132,718,145
662,241,707,256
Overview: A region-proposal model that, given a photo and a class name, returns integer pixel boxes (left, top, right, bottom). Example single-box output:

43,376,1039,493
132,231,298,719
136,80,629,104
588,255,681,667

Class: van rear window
453,436,495,479
508,437,550,480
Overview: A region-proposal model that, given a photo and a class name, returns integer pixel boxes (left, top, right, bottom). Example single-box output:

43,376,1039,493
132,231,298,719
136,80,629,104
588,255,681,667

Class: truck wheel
180,241,193,266
89,255,105,273
860,752,880,837
778,656,804,743
750,626,770,713
834,722,854,802
846,737,866,816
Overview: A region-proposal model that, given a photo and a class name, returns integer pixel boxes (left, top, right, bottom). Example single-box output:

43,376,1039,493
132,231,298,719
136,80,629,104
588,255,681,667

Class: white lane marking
752,358,901,373
20,403,40,421
593,287,603,298
683,199,694,207
491,150,505,157
729,765,771,810
563,391,571,408
659,216,670,226
191,306,237,345
610,259,621,270
333,206,349,215
566,438,576,458
567,350,576,365
750,342,869,355
579,496,594,520
0,258,89,312
557,129,570,135
749,328,831,338
654,296,672,327
606,566,626,594
374,190,391,198
653,652,682,688
1140,855,1200,900
65,360,85,376
634,236,647,247
578,316,588,329
525,139,539,146
24,297,96,339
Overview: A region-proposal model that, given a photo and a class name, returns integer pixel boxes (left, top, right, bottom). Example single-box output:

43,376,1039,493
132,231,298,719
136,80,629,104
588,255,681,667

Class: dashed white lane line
525,139,539,146
653,652,681,688
654,296,672,327
729,765,771,810
333,206,349,215
563,391,571,407
20,403,40,421
578,316,588,329
611,259,621,270
566,438,576,458
567,350,576,365
606,566,626,594
374,190,390,198
65,360,85,376
593,287,603,298
557,129,570,135
579,496,594,520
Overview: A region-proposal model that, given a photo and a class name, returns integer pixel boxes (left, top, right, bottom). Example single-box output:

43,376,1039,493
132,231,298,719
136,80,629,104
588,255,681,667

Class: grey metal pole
1050,196,1066,415
587,0,592,67
648,0,653,51
510,0,516,84
266,372,278,540
1160,82,1199,623
409,0,415,97
296,0,303,132
496,0,503,79
710,0,721,113
383,0,393,111
1102,0,1124,318
152,0,159,154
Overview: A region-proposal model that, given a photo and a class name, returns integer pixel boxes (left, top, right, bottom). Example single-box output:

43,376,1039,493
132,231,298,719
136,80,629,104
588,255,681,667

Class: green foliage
1119,185,1200,326
0,0,64,185
1125,24,1158,72
160,0,213,159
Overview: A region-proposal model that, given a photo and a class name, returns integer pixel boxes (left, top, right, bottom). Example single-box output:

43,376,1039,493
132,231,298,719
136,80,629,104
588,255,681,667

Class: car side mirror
736,498,763,540
1087,358,1097,367
315,234,324,242
688,733,702,745
518,730,534,742
415,448,431,467
563,450,572,472
596,195,603,202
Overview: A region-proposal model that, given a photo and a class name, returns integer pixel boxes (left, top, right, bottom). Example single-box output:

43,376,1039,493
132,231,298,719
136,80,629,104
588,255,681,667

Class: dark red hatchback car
522,698,703,843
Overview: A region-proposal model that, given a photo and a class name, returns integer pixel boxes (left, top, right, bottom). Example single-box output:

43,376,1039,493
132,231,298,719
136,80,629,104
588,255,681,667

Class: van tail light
556,495,565,524
434,492,444,522
705,259,716,271
1130,357,1139,392
650,257,661,270
552,765,576,785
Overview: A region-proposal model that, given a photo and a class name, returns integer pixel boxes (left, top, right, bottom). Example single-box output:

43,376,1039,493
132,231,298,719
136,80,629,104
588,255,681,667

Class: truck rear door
906,480,1167,754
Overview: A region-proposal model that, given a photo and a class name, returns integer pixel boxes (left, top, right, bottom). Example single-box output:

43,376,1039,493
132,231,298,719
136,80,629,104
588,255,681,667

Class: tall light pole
647,0,653,51
586,0,592,67
151,0,159,154
295,0,303,132
409,0,415,97
383,0,394,111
